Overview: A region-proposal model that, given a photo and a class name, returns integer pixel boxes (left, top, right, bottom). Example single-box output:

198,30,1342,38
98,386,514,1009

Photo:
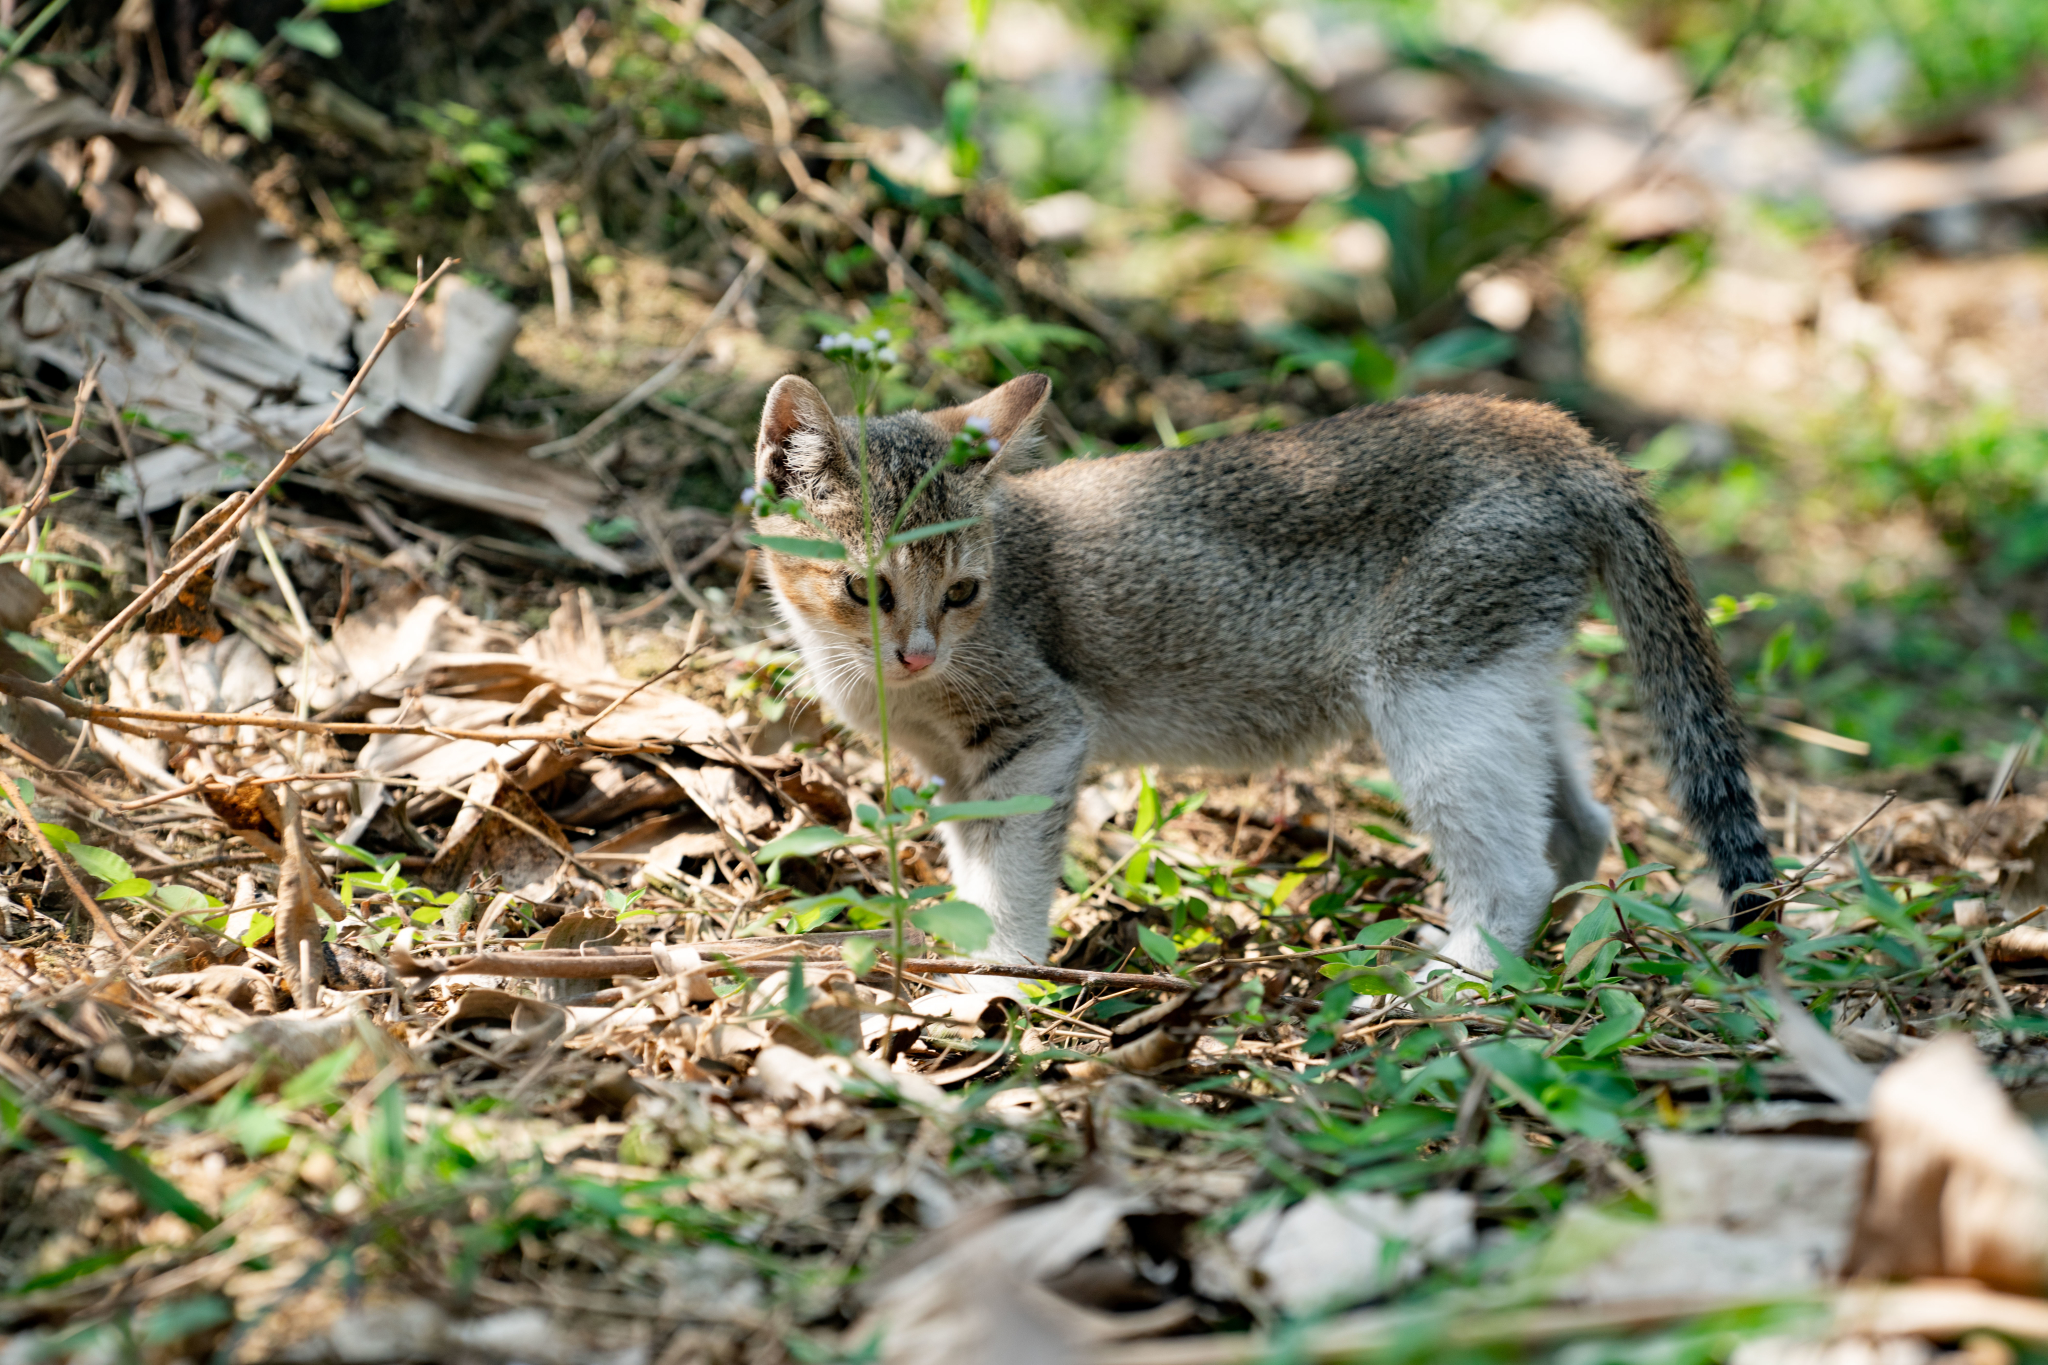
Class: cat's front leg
935,724,1088,965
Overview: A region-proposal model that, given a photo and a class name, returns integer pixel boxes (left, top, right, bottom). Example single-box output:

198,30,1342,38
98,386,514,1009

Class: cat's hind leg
1367,654,1561,973
1546,685,1613,890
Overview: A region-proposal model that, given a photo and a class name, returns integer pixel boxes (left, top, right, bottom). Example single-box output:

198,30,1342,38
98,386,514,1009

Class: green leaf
201,25,262,62
1580,989,1647,1057
29,1103,217,1230
69,844,133,885
237,913,274,948
1132,772,1159,840
912,900,992,953
1562,902,1619,977
1850,842,1900,912
922,794,1055,824
279,1041,361,1108
750,534,846,560
0,491,73,519
1408,327,1516,380
1478,928,1543,991
1629,424,1692,474
753,826,859,862
840,937,878,977
1136,923,1179,966
886,518,980,547
218,81,272,141
154,884,209,914
314,0,401,10
1611,890,1684,931
1349,334,1400,399
97,878,154,901
3,775,31,806
38,822,75,845
15,1245,141,1294
277,16,342,56
1354,920,1411,948
6,631,61,676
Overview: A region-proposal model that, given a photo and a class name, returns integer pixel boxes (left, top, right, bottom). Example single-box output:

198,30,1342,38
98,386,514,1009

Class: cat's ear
929,373,1051,471
756,376,849,495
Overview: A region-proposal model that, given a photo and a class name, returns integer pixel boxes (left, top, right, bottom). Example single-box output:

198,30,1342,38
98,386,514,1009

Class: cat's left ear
929,373,1051,471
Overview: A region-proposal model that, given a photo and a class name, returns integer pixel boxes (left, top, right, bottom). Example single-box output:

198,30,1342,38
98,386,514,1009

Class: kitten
750,372,1773,973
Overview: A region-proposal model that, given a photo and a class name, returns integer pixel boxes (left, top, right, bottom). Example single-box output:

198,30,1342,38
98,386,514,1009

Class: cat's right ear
755,376,848,495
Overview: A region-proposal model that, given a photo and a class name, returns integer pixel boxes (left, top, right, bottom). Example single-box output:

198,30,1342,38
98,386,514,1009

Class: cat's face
751,373,1049,690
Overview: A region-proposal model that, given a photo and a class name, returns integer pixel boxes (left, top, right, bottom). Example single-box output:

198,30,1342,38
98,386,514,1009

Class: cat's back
1000,393,1614,546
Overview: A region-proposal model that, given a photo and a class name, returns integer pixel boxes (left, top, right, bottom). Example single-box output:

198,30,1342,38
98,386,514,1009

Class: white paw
1435,927,1501,978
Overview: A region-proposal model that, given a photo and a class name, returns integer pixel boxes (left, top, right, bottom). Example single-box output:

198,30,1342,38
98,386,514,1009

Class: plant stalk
848,369,908,1001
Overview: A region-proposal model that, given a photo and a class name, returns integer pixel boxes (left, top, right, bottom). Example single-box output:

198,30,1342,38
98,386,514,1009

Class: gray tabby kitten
751,372,1773,972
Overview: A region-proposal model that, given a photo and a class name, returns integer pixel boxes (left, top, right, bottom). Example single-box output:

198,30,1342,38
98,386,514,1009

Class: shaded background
5,0,2046,776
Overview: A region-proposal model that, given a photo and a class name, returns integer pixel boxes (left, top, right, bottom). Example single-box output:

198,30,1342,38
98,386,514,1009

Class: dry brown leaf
1198,1189,1474,1314
555,763,686,828
149,963,278,1013
766,754,853,826
0,564,44,635
274,785,326,997
750,1043,844,1104
1067,978,1238,1081
166,1008,410,1091
139,493,246,640
424,761,571,899
861,1187,1166,1365
661,756,780,839
1847,1033,2048,1291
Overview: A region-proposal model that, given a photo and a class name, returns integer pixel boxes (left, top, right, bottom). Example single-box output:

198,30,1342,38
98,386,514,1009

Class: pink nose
898,649,936,673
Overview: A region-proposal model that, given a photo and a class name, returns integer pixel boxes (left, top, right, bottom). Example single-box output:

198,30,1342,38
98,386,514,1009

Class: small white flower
873,328,892,342
740,486,758,505
963,415,992,434
852,336,874,353
928,775,945,787
876,347,899,365
984,437,1002,454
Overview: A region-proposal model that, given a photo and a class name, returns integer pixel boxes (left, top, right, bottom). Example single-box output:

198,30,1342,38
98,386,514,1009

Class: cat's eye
944,579,980,609
845,574,894,612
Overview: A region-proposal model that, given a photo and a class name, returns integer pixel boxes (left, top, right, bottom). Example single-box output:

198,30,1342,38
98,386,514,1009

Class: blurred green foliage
1647,0,2048,136
1667,411,2048,768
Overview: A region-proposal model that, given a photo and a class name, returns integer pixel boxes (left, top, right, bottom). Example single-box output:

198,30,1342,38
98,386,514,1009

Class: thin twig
684,15,950,313
97,388,159,579
394,943,1188,992
0,768,135,971
1739,790,1900,922
0,670,670,752
53,258,459,688
573,642,702,735
0,359,100,557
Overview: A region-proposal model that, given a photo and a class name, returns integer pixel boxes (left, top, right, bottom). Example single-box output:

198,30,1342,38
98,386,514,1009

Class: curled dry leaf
1067,976,1239,1081
862,1187,1190,1365
0,564,45,635
1564,1133,1868,1303
149,962,278,1013
1847,1033,2048,1292
1197,1189,1476,1314
138,492,245,641
274,784,327,997
166,1008,412,1092
424,760,572,899
1955,898,2048,961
